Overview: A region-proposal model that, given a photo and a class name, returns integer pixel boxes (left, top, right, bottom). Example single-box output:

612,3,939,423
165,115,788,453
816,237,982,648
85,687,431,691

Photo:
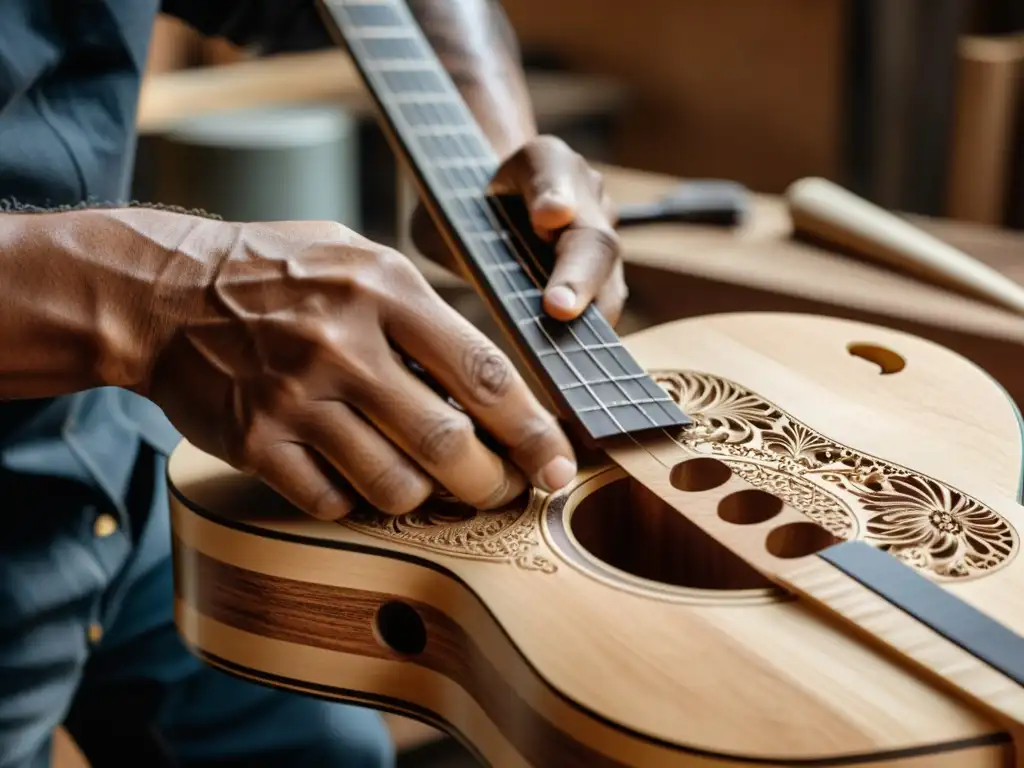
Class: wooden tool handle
785,176,1024,315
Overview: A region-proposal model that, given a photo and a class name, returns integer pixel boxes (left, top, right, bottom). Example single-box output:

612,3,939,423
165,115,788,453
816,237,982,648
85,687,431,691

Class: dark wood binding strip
171,530,1009,765
194,649,495,766
819,540,1024,686
174,536,629,768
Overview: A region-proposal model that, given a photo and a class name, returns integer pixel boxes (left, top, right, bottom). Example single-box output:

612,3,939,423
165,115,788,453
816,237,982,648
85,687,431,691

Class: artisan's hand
412,135,626,325
119,212,578,521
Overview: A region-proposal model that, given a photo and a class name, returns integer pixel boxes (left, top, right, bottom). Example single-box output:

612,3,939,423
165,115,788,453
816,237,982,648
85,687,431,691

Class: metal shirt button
87,623,104,644
93,513,118,538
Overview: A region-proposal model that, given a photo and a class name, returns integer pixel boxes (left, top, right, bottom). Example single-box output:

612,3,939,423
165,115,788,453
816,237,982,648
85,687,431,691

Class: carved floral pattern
341,492,557,573
337,368,1016,582
653,370,1018,581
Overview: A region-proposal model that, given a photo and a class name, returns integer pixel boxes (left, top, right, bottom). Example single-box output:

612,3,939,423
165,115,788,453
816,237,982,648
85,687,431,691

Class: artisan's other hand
145,213,579,520
411,135,626,325
0,207,577,521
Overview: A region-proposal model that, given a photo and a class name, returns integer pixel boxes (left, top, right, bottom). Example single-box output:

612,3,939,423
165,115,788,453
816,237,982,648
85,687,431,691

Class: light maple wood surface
169,311,1024,767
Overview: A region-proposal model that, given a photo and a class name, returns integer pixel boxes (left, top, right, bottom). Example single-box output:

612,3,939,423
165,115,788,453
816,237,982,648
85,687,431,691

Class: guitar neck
316,0,690,442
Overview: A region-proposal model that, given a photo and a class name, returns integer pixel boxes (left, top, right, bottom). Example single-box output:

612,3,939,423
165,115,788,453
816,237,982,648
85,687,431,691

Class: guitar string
333,0,679,468
333,0,670,432
340,17,632,436
345,2,675,433
436,125,679,426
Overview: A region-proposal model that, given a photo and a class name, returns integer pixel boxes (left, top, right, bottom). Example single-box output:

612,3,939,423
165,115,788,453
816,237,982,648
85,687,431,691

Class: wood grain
170,312,1024,767
947,35,1024,225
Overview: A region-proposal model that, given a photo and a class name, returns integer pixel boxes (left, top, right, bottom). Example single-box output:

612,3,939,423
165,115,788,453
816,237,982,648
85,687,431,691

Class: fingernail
535,190,572,210
535,455,577,492
546,285,577,313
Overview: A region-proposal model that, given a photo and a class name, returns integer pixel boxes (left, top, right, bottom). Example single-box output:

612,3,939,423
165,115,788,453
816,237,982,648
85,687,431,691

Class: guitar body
169,311,1024,767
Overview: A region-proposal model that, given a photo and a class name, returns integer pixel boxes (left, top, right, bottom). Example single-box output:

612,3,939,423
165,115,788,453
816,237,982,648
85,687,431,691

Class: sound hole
718,489,783,525
847,342,905,374
765,522,840,559
670,457,732,492
375,601,427,656
570,475,774,590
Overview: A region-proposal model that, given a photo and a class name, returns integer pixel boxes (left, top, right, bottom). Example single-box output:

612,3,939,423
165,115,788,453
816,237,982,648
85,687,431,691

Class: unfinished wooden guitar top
170,312,1024,764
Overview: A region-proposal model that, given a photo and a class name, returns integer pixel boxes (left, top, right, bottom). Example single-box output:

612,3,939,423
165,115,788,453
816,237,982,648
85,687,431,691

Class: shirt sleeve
159,1,335,54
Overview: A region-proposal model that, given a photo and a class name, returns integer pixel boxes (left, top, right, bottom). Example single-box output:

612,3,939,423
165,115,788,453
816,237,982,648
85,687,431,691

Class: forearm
0,210,220,399
408,0,536,158
162,0,533,156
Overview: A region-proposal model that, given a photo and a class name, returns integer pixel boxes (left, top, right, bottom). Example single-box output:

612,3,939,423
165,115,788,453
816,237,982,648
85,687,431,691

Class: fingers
382,288,577,494
250,439,356,521
544,220,621,322
495,136,577,236
296,399,435,516
495,137,623,323
345,349,533,509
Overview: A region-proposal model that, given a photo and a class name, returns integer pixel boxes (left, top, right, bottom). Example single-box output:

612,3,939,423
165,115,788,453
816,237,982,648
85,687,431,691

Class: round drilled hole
375,601,427,656
569,474,774,590
718,489,783,525
670,457,732,492
847,343,905,375
765,522,840,559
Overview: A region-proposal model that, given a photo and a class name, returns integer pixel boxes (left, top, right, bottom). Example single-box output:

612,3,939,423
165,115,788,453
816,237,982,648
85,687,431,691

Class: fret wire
389,93,461,105
440,190,656,422
428,186,642,423
430,177,645,402
345,28,417,39
536,342,624,356
488,196,672,423
366,59,438,72
337,0,668,427
575,397,674,414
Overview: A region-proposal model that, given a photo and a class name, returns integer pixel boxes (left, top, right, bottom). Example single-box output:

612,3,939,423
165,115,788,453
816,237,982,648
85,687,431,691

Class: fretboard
317,0,691,441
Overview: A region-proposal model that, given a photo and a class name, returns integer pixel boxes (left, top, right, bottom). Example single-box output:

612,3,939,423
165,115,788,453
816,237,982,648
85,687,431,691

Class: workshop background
53,1,1024,766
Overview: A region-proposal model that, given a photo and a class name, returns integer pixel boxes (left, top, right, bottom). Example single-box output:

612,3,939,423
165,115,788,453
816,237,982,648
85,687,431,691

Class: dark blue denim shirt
0,1,330,512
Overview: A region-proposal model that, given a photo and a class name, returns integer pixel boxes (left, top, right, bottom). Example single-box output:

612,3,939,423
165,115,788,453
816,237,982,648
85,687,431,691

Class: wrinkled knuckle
366,467,431,516
418,413,476,465
269,375,306,409
376,246,417,282
345,265,388,304
513,415,562,460
462,342,513,405
344,247,409,301
470,476,517,511
593,226,622,258
240,435,285,476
